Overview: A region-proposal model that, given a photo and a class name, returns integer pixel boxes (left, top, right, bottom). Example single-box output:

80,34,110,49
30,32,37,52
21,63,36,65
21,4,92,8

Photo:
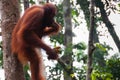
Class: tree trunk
95,0,120,52
63,0,73,80
23,0,29,10
77,0,99,43
86,0,95,80
1,0,25,80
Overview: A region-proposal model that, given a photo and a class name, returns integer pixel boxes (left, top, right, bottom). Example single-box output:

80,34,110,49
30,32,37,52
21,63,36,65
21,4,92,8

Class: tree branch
57,58,77,80
95,0,120,52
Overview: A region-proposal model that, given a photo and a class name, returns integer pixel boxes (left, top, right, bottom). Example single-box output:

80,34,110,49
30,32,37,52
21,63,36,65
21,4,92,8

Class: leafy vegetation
0,42,3,67
0,0,120,80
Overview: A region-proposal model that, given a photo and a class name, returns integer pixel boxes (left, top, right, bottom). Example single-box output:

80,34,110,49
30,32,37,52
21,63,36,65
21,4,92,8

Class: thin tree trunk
1,0,25,80
77,0,99,43
62,0,73,80
86,0,95,80
23,0,29,10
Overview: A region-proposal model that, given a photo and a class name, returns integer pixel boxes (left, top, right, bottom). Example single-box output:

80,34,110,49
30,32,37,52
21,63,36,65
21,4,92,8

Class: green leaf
95,43,107,52
73,42,87,50
29,0,35,4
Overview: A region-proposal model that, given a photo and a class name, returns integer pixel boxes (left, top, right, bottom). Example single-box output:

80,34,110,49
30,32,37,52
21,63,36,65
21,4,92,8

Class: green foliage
74,42,87,50
71,1,80,26
118,3,120,12
93,43,112,67
73,66,86,80
71,8,79,17
29,0,35,4
92,70,113,80
47,42,87,80
47,63,63,80
50,32,64,45
24,65,30,80
73,42,87,63
73,42,87,79
107,57,120,79
118,3,120,7
92,51,120,80
0,50,3,67
95,43,107,52
92,56,120,80
91,43,116,80
56,4,64,27
0,42,3,67
76,0,90,28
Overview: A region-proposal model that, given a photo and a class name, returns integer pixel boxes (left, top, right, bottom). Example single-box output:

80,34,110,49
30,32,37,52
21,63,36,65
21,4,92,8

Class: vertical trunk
63,0,73,80
1,0,25,80
77,0,99,43
23,0,29,10
86,0,95,80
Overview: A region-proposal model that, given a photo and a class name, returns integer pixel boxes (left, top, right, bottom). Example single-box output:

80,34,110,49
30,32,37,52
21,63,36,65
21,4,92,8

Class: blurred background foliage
0,0,120,80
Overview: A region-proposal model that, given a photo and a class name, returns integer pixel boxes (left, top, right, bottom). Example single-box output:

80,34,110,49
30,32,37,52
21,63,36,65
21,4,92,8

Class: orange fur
11,3,61,80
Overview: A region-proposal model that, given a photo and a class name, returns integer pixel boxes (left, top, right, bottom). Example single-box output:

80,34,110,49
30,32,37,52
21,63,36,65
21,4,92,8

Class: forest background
0,0,120,80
